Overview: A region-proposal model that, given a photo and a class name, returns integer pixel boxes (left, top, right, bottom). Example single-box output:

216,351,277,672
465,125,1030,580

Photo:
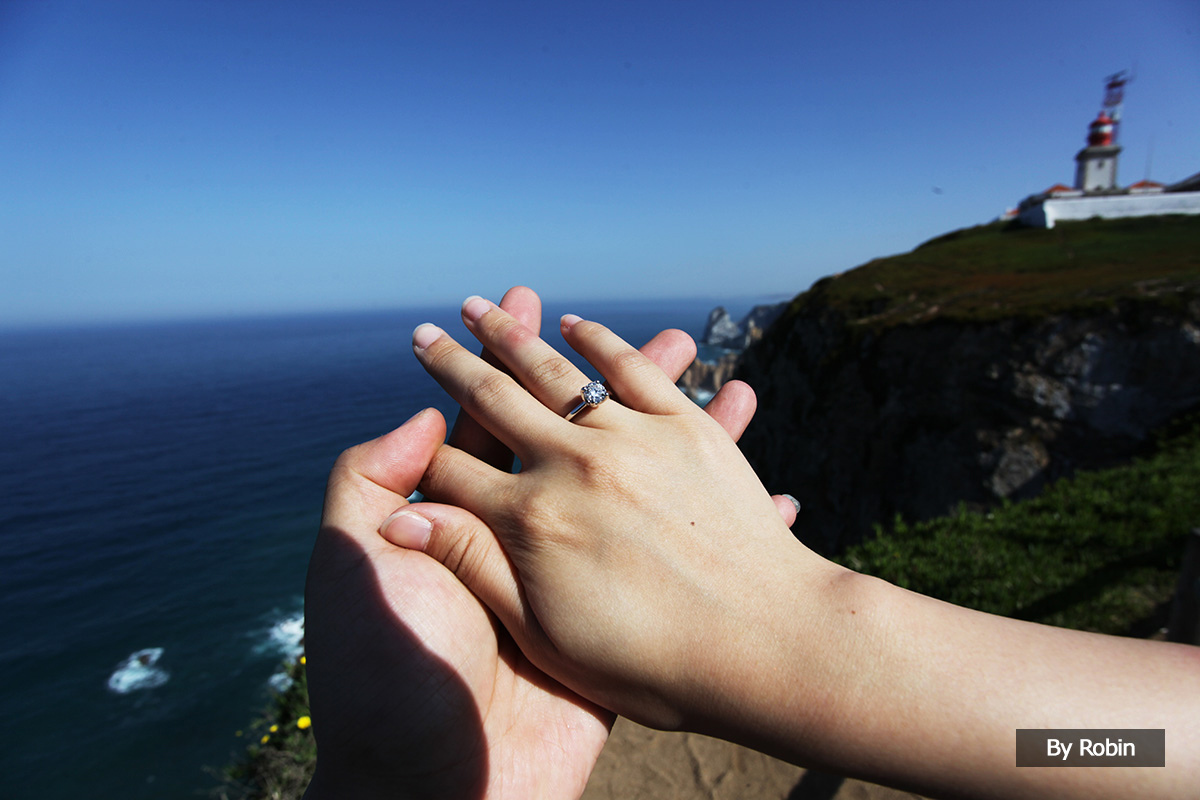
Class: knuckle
565,447,636,500
418,333,457,370
462,370,513,412
331,443,362,474
524,352,577,390
439,526,483,578
484,312,539,351
325,447,369,497
494,485,563,546
418,446,455,494
610,346,653,377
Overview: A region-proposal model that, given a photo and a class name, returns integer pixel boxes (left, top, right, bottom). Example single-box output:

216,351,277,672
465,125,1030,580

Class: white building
1016,94,1200,228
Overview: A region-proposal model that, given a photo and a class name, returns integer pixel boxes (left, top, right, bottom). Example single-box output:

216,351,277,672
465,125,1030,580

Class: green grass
840,418,1200,634
788,215,1200,328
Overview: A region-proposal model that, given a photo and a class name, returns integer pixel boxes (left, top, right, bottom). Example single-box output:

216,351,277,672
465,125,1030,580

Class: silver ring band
565,380,608,421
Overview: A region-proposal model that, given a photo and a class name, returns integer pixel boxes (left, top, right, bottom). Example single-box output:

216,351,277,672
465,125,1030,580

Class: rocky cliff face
735,296,1200,553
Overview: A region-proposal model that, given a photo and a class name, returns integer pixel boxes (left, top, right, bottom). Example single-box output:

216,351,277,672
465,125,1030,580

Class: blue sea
0,298,730,799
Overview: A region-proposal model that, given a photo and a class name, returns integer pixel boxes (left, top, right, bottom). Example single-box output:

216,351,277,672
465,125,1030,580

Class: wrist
680,547,874,761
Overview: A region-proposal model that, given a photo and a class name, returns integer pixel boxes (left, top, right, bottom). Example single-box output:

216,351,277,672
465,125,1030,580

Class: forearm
701,563,1200,799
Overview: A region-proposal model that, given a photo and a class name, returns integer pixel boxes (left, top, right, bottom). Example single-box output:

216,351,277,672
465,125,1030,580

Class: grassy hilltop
791,214,1200,327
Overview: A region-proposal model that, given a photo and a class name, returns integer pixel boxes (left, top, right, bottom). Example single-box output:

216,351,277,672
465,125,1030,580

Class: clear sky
2,0,1197,327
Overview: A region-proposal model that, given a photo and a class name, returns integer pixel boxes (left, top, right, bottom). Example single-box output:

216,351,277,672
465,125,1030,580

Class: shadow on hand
305,525,489,799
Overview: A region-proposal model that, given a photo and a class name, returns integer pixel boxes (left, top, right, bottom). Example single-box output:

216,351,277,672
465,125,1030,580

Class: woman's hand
393,294,1200,800
394,296,846,735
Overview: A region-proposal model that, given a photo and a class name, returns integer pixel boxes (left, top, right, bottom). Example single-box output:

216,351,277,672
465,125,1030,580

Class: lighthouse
1074,72,1127,192
1074,111,1121,191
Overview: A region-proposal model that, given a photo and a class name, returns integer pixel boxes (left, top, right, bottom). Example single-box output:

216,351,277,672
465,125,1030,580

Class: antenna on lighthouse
1102,70,1131,143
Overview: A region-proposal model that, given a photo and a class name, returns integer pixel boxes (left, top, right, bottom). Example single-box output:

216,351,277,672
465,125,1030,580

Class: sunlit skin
379,293,1199,800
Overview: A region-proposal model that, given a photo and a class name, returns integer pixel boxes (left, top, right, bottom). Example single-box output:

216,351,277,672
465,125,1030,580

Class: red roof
1128,180,1164,189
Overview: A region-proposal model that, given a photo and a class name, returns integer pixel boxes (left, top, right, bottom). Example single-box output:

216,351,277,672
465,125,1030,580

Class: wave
267,670,295,693
256,610,305,692
259,611,304,659
107,647,169,694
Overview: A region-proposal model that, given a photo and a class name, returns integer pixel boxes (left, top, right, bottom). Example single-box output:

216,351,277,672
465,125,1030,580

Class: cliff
733,216,1200,553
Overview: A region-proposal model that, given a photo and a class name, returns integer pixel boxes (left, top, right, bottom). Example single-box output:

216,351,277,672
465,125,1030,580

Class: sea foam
107,648,169,694
261,612,304,659
258,611,305,692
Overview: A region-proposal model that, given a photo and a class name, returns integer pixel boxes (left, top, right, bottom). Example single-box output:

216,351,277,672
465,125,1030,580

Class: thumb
379,502,535,641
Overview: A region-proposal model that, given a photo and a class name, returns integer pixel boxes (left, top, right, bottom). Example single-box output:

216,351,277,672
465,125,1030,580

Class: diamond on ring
581,381,607,405
565,380,608,421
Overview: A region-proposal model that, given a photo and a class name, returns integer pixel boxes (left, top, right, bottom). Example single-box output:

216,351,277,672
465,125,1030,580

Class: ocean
0,298,728,799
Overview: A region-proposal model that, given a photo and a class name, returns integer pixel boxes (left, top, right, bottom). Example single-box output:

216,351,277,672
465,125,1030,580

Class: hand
304,288,794,799
392,296,1200,800
447,289,800,525
392,297,835,736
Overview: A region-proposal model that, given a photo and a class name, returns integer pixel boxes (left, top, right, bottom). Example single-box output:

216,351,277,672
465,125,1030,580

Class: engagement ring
565,380,608,421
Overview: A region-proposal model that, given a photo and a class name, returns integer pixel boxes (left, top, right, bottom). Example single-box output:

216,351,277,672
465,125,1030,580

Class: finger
448,286,542,470
459,296,594,417
321,408,447,540
327,407,446,501
560,314,693,415
773,494,800,527
413,322,567,457
703,379,757,441
379,501,536,646
637,328,697,382
418,441,516,523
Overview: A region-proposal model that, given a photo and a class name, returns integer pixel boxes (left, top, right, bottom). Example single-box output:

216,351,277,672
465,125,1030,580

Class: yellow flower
297,716,312,730
269,724,279,733
260,735,270,745
299,655,306,665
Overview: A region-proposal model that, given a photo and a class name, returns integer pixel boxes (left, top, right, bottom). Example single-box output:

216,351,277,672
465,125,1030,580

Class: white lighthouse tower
1074,72,1127,192
1074,112,1120,191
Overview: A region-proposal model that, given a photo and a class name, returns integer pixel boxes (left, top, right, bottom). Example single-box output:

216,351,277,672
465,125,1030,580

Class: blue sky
3,1,1198,326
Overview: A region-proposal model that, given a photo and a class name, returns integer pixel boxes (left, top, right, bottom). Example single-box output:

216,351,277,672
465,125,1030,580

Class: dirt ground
581,718,928,800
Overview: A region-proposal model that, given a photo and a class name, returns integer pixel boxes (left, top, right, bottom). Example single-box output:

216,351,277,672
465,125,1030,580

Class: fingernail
560,313,583,332
462,295,492,323
783,493,801,513
412,323,443,352
380,509,432,550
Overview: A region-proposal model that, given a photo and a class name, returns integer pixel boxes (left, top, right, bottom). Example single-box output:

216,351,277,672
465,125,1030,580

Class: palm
305,426,610,800
372,543,610,798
